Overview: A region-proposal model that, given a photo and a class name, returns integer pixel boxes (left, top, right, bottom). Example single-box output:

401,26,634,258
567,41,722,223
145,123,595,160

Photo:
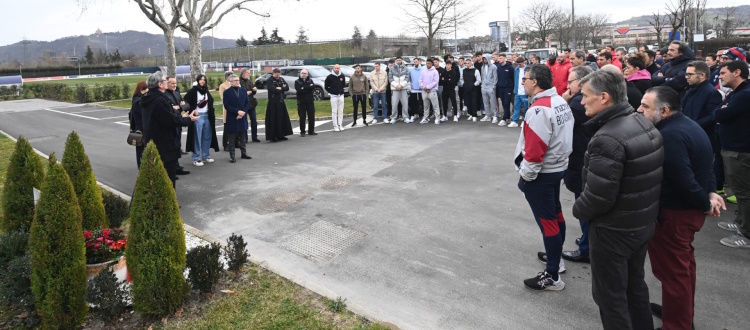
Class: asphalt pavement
0,99,748,329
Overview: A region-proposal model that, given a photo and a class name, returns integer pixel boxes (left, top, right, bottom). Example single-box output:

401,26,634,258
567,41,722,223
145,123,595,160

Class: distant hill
0,30,238,62
615,5,750,26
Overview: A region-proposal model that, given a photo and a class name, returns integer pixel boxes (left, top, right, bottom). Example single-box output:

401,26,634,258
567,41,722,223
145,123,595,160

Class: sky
3,0,679,47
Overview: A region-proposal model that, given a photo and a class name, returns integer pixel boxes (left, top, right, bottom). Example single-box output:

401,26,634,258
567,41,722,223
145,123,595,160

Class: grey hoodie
481,54,497,90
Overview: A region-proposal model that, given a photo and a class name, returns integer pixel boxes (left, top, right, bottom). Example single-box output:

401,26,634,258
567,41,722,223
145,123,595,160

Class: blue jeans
512,94,529,123
192,112,212,161
574,192,590,255
372,92,387,119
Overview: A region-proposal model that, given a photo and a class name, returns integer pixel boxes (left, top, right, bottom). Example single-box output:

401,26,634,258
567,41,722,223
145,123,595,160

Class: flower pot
85,255,127,282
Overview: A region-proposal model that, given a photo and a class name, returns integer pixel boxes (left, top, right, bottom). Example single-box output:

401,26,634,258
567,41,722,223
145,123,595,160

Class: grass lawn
103,91,357,121
23,72,229,93
161,266,390,330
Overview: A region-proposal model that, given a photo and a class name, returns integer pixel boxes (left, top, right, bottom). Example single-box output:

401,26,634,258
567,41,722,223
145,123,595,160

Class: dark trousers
517,171,566,278
442,87,457,116
574,192,590,255
298,101,315,134
409,93,423,117
135,145,144,170
476,88,484,111
352,94,367,121
249,106,258,141
464,88,478,117
222,124,228,150
386,88,392,116
723,150,750,237
458,86,464,110
648,208,705,330
164,159,177,189
713,130,724,190
590,223,655,330
497,87,513,120
226,131,247,159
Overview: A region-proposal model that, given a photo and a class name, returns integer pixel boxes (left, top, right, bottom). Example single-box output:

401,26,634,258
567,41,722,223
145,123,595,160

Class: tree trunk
163,28,178,78
187,30,203,82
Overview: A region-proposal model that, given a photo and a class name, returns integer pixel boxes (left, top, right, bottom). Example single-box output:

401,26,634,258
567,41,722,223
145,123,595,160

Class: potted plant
84,227,127,281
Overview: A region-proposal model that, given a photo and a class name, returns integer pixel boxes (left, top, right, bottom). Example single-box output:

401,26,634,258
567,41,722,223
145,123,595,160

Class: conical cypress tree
1,136,45,232
29,153,88,329
61,131,108,230
127,141,187,316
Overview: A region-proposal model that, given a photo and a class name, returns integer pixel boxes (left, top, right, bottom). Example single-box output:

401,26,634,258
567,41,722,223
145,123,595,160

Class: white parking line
45,108,101,120
70,109,116,113
98,115,130,120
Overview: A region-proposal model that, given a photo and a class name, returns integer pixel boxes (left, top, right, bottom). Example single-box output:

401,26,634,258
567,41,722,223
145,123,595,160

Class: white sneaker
472,117,477,122
372,119,378,124
410,116,416,122
508,122,519,128
435,119,440,125
457,112,461,119
492,117,498,124
480,116,490,122
384,118,390,124
440,116,448,122
333,126,340,132
453,116,458,122
498,120,507,126
203,157,215,163
193,161,204,167
463,106,468,111
339,125,345,131
420,119,429,124
481,111,486,116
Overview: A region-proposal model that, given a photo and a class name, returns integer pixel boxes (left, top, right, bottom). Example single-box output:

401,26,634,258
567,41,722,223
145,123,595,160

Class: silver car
277,65,347,100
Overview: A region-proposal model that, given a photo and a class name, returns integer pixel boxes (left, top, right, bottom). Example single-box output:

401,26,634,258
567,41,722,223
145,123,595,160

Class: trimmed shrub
93,83,102,101
62,131,108,230
0,231,29,267
186,243,224,293
1,136,45,232
0,253,40,328
76,84,90,103
101,83,121,101
127,141,188,316
101,190,129,228
226,233,249,272
121,82,131,99
29,157,88,329
85,267,129,322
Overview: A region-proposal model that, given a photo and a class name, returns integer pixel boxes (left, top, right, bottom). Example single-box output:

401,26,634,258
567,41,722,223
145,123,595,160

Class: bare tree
648,10,668,48
403,0,474,54
520,1,563,49
717,6,742,38
179,0,270,79
666,0,692,43
551,10,573,49
579,13,609,49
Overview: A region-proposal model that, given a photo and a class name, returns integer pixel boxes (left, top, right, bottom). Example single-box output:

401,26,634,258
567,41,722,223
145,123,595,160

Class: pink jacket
419,66,439,91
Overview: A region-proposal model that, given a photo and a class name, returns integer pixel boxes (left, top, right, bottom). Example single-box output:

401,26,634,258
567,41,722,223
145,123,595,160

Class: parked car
254,73,271,89
276,65,347,100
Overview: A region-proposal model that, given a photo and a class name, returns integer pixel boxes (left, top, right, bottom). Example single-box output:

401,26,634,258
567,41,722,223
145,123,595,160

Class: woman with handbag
184,74,220,166
129,81,148,169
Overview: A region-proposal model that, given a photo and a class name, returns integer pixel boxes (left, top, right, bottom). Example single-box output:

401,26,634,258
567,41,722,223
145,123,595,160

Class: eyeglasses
685,73,699,77
567,78,580,84
522,77,534,82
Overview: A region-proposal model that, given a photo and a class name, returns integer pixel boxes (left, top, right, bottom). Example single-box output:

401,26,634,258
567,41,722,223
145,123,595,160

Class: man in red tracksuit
552,55,573,95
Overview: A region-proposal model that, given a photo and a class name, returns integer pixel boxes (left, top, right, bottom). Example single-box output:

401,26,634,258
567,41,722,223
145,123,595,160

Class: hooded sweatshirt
552,58,573,95
348,71,369,95
627,69,653,95
324,71,346,96
480,54,497,91
419,65,439,92
409,65,424,93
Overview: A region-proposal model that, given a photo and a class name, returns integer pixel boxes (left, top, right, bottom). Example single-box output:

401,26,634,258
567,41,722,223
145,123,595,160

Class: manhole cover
282,221,366,262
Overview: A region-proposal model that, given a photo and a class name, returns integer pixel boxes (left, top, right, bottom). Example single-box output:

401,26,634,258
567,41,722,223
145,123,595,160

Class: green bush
101,190,129,228
1,136,45,232
0,231,29,267
76,84,90,103
29,156,88,329
127,141,188,316
101,83,121,101
62,131,108,230
226,233,249,272
186,243,224,294
85,267,129,322
0,253,41,328
93,83,102,101
121,82,131,99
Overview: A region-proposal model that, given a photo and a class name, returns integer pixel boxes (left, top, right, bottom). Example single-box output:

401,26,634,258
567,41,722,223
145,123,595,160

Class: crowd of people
129,41,749,329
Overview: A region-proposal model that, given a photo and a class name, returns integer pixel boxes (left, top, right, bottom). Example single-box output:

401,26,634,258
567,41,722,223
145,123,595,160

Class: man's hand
396,86,402,91
173,105,180,110
657,72,664,77
180,101,186,105
708,192,726,217
238,110,246,117
252,87,257,91
189,112,199,122
191,110,198,117
562,90,573,102
276,87,282,90
247,90,252,95
377,89,381,93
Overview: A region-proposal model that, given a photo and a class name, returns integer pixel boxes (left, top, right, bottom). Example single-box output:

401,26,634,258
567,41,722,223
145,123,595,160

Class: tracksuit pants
352,94,367,122
497,87,513,120
409,92,423,118
442,87,457,117
422,90,439,120
330,95,344,128
482,88,498,118
464,88,478,117
391,90,409,121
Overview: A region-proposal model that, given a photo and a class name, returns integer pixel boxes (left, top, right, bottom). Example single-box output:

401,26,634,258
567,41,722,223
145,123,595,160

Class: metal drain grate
282,221,366,262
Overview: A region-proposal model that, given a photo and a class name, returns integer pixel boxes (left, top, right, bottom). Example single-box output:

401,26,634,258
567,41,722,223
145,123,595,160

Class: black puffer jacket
572,102,664,230
140,89,191,163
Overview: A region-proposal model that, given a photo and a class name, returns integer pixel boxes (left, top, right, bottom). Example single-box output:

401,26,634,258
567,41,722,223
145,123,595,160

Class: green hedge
127,142,188,316
1,136,45,232
29,154,88,329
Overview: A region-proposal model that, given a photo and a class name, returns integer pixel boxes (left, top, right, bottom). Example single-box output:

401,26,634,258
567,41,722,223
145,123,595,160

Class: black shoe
650,303,662,319
562,250,590,263
351,122,357,127
176,168,191,175
252,138,261,143
241,154,252,159
279,137,288,141
575,238,581,245
537,252,547,263
363,120,369,126
309,132,318,136
300,132,306,137
230,157,236,163
523,271,564,291
180,149,188,155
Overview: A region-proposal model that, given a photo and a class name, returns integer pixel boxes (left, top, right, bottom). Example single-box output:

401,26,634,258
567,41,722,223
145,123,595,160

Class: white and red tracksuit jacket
513,88,574,181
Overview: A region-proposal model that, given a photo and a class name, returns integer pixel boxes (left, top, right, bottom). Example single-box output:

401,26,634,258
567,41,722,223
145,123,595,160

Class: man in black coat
682,61,723,184
141,72,198,188
166,77,192,175
574,70,664,330
440,62,459,120
638,86,725,330
294,69,317,137
651,41,695,96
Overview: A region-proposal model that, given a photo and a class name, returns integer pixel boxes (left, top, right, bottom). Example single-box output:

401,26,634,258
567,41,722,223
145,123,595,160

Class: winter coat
165,88,190,112
572,102,664,230
129,96,144,133
239,68,258,108
388,63,410,90
184,86,219,153
680,79,722,139
222,86,250,133
714,80,750,153
140,89,191,162
295,76,316,104
495,61,515,88
513,88,574,181
370,69,388,93
324,72,346,96
348,72,369,95
626,81,644,110
552,59,573,95
656,112,715,212
563,92,590,194
627,69,652,95
651,47,696,95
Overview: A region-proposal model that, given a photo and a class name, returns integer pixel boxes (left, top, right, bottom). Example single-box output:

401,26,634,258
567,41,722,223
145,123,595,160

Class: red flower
105,239,113,245
94,243,101,249
96,237,104,242
102,229,110,237
83,231,92,239
86,242,93,248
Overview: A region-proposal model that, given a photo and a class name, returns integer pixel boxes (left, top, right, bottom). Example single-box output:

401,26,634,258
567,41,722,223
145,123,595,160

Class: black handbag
127,131,143,147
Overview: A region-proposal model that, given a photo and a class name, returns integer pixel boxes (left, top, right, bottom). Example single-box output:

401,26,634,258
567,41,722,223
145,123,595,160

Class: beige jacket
219,81,230,122
370,69,388,93
348,72,369,95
